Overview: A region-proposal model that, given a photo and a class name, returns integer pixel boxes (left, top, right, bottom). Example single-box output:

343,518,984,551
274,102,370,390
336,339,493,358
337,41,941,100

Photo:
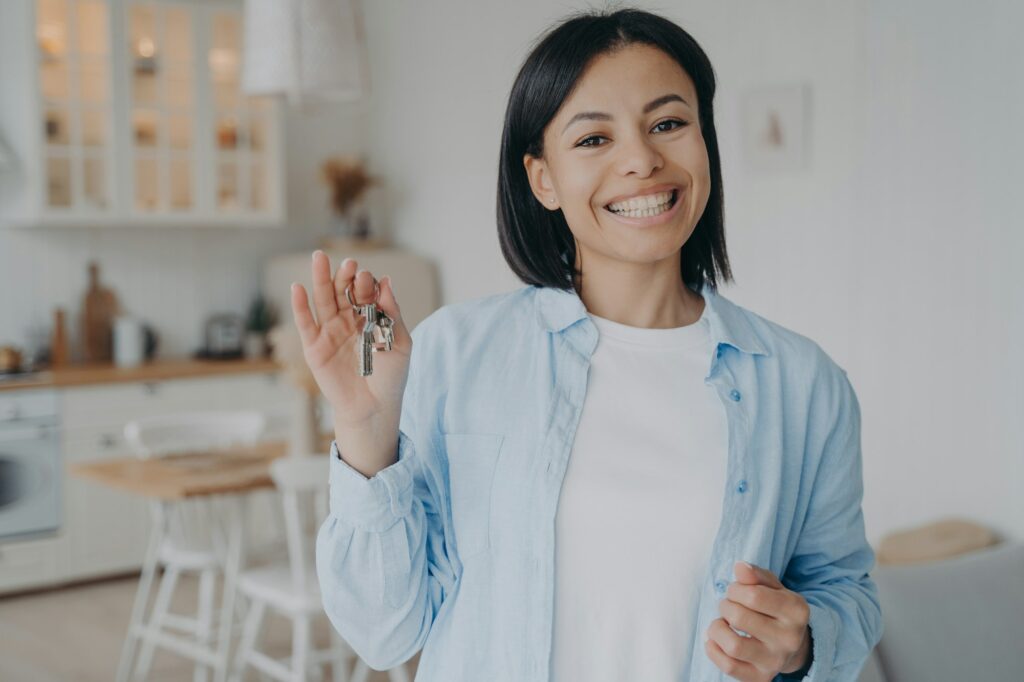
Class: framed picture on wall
739,83,811,173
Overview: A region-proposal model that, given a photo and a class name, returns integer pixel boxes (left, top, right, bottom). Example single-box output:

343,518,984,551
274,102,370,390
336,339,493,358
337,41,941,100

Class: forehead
558,44,698,117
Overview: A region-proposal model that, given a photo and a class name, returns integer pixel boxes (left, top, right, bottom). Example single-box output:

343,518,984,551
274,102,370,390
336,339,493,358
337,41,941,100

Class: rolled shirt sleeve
316,313,457,672
780,360,884,682
327,434,416,532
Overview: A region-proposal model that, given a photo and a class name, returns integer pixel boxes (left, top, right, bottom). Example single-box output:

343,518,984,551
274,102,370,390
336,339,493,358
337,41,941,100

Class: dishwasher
0,388,61,542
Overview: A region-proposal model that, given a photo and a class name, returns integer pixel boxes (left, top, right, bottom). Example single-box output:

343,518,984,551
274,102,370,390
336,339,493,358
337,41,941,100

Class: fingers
311,250,339,325
725,583,789,619
334,260,401,319
324,254,409,348
290,282,318,347
705,617,772,680
332,259,378,320
704,635,762,681
378,275,400,316
719,597,776,642
734,561,784,589
352,269,379,307
333,257,359,310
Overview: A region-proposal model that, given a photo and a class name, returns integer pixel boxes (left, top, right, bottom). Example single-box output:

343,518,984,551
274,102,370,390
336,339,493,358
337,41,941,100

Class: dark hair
496,6,733,293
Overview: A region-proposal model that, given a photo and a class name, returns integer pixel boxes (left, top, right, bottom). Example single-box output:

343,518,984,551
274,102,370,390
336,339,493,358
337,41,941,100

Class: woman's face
524,43,711,273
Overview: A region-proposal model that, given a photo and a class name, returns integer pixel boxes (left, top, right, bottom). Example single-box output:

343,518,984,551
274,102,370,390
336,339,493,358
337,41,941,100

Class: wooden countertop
0,357,284,393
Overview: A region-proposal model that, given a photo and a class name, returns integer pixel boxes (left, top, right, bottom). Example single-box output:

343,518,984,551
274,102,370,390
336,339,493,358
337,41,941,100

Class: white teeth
607,190,676,218
607,190,674,213
614,204,668,218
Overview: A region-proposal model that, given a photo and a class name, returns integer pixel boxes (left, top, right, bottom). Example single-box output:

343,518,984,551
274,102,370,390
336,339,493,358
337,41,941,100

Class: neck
574,258,705,329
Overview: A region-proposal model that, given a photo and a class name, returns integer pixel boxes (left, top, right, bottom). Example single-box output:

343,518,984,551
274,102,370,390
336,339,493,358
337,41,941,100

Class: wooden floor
0,572,421,681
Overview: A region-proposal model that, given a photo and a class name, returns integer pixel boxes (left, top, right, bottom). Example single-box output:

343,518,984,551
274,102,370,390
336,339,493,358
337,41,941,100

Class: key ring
344,278,380,310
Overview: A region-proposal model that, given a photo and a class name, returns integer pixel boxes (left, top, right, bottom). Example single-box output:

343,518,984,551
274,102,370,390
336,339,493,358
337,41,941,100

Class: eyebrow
561,93,690,134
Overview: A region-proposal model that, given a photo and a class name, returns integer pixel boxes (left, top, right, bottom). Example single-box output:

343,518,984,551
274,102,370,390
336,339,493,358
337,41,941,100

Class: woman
291,7,881,682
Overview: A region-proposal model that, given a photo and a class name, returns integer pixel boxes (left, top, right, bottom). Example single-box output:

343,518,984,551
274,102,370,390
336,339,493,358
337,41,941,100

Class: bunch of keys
345,279,394,376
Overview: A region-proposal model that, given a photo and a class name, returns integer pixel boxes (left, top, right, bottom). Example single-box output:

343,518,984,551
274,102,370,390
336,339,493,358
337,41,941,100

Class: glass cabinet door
36,0,113,211
209,9,274,215
127,1,195,213
28,0,279,224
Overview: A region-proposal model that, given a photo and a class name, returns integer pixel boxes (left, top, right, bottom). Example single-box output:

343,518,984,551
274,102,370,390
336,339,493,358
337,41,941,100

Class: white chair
230,455,412,682
116,410,267,682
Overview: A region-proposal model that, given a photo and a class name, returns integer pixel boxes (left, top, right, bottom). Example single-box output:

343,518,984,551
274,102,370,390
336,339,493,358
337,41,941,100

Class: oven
0,389,60,542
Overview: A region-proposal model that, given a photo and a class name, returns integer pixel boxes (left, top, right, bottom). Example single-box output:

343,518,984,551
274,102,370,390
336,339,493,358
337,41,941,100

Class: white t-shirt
550,296,728,681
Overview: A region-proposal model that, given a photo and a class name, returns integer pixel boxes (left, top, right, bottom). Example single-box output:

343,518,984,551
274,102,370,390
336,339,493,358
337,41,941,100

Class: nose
614,131,664,177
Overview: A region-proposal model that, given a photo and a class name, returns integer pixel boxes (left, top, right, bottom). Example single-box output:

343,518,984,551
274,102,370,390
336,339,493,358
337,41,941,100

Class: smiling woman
310,6,882,682
498,12,730,331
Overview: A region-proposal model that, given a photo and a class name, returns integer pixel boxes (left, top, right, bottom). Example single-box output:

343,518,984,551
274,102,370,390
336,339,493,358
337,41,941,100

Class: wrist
332,419,399,478
780,625,813,678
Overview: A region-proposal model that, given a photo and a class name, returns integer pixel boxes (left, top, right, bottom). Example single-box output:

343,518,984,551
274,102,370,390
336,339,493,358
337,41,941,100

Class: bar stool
230,455,411,682
116,410,267,682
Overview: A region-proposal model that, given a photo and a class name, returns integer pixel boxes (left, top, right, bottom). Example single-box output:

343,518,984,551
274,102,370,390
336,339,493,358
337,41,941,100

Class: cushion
872,541,1024,682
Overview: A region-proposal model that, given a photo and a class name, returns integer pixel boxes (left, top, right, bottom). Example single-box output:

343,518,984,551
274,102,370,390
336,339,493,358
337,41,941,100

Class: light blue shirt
317,282,883,682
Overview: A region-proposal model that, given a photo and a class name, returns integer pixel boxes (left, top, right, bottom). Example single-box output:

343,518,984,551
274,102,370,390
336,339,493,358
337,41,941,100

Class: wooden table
69,436,332,682
70,439,293,500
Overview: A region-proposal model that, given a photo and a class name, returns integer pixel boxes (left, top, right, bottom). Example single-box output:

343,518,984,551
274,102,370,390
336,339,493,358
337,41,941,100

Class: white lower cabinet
0,535,58,594
0,369,299,595
59,428,150,582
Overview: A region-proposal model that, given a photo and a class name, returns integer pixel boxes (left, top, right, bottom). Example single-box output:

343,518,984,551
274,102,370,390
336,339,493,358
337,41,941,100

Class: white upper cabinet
0,0,285,227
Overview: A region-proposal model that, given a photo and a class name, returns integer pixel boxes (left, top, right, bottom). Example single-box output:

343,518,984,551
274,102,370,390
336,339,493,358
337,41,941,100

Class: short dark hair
496,6,733,294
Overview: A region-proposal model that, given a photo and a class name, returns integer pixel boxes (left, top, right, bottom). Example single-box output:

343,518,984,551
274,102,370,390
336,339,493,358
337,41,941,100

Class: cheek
681,141,712,208
554,157,604,207
681,137,711,179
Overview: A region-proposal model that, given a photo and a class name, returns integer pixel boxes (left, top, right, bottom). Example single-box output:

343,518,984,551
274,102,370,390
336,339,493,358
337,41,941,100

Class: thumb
734,560,784,588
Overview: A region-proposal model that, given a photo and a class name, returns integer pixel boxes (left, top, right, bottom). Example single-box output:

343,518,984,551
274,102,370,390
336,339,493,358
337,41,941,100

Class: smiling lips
605,189,678,218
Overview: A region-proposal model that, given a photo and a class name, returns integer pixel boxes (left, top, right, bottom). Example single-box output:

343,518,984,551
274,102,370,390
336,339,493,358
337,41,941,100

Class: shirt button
737,479,749,494
714,580,727,594
729,389,741,401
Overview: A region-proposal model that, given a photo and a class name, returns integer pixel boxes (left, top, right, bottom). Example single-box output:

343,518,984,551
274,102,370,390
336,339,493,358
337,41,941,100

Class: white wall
854,0,1023,545
356,0,1023,545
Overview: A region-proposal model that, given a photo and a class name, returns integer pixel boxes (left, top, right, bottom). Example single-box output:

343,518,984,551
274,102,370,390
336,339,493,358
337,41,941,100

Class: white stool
230,455,411,682
116,411,267,682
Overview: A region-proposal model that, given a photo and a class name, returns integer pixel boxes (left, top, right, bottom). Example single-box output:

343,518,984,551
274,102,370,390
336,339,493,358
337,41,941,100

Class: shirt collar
532,282,770,357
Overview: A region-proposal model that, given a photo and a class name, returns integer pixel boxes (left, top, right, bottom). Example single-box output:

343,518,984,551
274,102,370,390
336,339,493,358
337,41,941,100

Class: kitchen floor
0,573,421,681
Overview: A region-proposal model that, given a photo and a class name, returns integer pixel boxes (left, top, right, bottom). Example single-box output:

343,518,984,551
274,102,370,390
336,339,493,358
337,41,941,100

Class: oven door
0,422,60,541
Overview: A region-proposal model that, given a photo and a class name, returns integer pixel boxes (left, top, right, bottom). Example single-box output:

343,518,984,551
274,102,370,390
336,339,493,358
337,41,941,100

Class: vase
330,195,373,239
330,210,358,239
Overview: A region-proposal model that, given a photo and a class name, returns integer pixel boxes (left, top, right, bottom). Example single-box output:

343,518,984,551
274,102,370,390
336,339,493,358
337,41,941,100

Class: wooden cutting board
81,261,120,363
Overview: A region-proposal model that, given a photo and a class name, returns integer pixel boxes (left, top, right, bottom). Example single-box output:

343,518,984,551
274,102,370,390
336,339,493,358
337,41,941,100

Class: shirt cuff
327,430,416,532
797,599,837,682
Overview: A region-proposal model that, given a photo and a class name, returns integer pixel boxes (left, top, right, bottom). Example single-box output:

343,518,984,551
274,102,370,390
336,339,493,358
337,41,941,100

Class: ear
522,153,559,210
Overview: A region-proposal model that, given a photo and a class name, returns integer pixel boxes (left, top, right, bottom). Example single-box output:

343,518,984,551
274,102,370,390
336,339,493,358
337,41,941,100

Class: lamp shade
241,0,370,103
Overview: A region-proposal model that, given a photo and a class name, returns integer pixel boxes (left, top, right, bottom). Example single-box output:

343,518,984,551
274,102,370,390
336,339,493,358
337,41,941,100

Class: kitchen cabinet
0,368,299,595
0,538,59,594
0,0,284,228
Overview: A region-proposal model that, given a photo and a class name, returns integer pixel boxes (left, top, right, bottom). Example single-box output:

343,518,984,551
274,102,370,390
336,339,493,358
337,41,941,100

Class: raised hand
289,250,412,432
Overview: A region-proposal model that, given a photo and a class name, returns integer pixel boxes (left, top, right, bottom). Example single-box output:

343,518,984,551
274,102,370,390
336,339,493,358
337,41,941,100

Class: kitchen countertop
0,357,284,392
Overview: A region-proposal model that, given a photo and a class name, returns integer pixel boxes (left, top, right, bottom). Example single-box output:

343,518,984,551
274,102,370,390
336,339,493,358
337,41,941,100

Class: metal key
346,280,394,376
376,308,394,351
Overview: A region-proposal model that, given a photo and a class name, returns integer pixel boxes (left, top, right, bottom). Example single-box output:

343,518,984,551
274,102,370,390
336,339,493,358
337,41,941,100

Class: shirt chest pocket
444,432,504,560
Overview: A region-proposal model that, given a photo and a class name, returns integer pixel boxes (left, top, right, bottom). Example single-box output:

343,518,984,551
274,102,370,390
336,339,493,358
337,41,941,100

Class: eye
653,118,688,133
574,119,689,148
577,135,607,148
